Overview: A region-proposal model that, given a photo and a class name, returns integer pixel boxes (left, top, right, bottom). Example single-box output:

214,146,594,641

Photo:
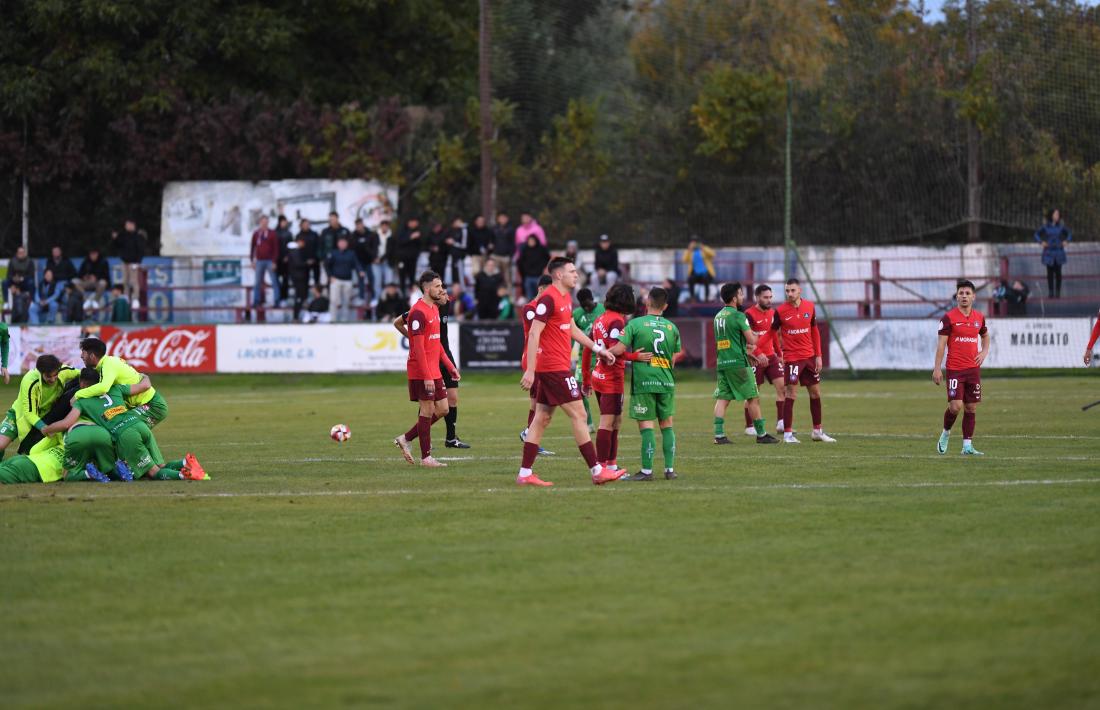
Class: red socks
527,408,535,427
521,442,539,469
962,411,975,438
810,398,822,429
596,428,612,463
417,415,432,458
943,409,958,431
783,398,795,433
405,414,440,442
609,429,619,463
579,441,598,468
776,400,784,424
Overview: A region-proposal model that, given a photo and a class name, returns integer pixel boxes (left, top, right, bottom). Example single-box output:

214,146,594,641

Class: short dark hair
79,367,100,386
80,337,107,359
605,283,636,315
547,256,573,274
648,287,668,309
785,278,800,286
36,354,62,374
576,288,594,308
418,270,441,289
956,279,976,292
537,275,553,288
720,282,742,304
329,211,339,218
754,284,772,296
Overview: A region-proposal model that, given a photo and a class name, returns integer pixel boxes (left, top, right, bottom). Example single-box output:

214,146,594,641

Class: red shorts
408,378,447,402
946,369,982,404
753,355,784,386
784,358,821,387
594,390,624,416
535,371,583,407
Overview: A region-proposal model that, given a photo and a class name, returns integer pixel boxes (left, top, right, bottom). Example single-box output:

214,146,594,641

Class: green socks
164,459,186,471
152,468,183,481
640,428,656,472
753,418,765,437
714,416,725,437
661,427,676,470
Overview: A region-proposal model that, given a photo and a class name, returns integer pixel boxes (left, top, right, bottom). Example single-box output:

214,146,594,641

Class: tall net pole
784,79,794,281
479,0,495,221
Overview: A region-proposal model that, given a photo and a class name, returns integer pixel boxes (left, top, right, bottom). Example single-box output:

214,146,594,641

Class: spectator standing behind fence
4,245,34,307
375,219,395,299
395,217,423,293
77,248,110,320
376,283,407,322
662,278,682,318
303,284,331,323
427,222,449,276
325,237,361,322
296,218,321,287
275,215,294,303
684,237,716,302
468,215,492,278
518,234,551,299
286,235,312,321
47,246,77,286
474,258,503,319
351,218,378,303
250,215,281,308
514,211,547,253
1034,208,1071,298
594,234,621,283
112,219,146,307
31,269,61,324
491,212,516,292
448,217,469,287
320,212,350,284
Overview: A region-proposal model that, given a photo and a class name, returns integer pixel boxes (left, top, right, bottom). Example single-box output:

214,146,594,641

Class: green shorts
714,367,759,402
115,423,165,478
136,392,169,429
64,425,117,479
0,409,18,439
629,391,676,421
0,456,41,484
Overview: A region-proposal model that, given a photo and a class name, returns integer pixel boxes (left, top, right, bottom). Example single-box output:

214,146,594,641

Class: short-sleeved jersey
620,315,681,394
714,306,751,370
744,304,777,358
572,304,605,336
772,299,819,360
590,311,628,392
407,299,443,380
521,301,538,371
73,384,142,440
532,286,575,372
938,307,987,371
76,355,156,408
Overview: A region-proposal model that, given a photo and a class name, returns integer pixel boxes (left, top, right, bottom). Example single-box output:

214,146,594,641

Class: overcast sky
920,0,1100,22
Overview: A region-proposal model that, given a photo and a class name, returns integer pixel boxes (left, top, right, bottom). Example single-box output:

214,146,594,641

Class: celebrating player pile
933,279,989,455
516,257,619,487
771,278,836,443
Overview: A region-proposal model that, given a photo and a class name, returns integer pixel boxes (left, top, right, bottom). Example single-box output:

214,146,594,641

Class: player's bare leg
960,401,983,455
939,398,962,454
713,398,734,444
806,383,835,442
742,404,756,436
517,404,554,486
558,400,617,484
782,383,800,443
396,398,449,467
520,394,554,455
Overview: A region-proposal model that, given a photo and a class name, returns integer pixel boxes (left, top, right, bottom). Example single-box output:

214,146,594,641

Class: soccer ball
330,424,351,442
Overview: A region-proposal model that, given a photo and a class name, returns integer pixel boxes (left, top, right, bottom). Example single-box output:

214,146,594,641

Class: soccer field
1,372,1097,708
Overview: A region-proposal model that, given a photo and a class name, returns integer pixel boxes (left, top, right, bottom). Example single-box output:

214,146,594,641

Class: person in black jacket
296,218,321,287
468,215,493,279
394,218,423,293
491,212,516,292
594,234,620,281
427,222,449,276
351,218,380,302
448,217,469,287
474,258,503,320
111,219,146,305
375,283,407,322
286,235,313,320
47,246,77,285
275,215,294,303
517,234,550,299
76,248,110,295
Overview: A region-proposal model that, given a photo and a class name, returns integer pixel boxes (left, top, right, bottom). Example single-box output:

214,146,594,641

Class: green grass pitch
1,372,1097,708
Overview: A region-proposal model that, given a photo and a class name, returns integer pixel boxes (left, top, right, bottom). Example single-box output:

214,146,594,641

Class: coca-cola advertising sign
99,326,217,373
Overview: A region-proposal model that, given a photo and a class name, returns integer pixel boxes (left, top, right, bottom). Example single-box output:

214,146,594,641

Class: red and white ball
330,424,351,442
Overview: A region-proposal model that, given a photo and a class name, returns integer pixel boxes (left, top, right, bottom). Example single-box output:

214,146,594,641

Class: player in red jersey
519,275,555,456
517,257,618,487
581,283,652,471
771,278,836,444
743,284,787,436
1084,307,1100,365
393,270,459,468
933,279,989,455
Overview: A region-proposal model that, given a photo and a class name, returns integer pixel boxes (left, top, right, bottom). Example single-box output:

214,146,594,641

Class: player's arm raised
521,320,545,391
571,322,615,365
932,334,948,385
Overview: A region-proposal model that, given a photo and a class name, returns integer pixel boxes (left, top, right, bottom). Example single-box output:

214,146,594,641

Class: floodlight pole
784,79,793,280
479,0,495,221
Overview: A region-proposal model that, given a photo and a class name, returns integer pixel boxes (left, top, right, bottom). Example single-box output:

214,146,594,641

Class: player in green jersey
572,288,605,433
712,283,780,445
75,337,169,429
43,368,207,481
613,287,681,480
0,321,9,384
0,354,80,455
0,435,112,483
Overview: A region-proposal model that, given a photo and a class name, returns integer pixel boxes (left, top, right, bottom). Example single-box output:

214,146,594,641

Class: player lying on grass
518,275,556,456
0,435,112,484
393,270,460,468
43,368,207,480
932,279,989,456
75,337,169,429
582,282,652,472
611,286,682,481
0,354,79,456
743,284,787,435
516,257,619,487
712,282,780,446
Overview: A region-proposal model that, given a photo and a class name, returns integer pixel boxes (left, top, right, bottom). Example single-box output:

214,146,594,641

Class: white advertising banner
830,318,1093,370
161,179,398,257
8,326,83,375
216,323,459,373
